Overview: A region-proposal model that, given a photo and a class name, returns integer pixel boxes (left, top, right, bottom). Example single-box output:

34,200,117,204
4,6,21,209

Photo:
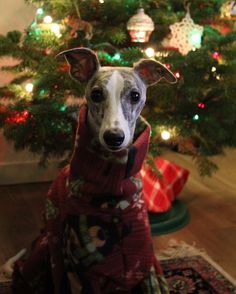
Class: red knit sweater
12,106,169,294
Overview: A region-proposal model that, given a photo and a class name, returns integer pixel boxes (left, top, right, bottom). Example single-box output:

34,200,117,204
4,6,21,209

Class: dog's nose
103,129,125,148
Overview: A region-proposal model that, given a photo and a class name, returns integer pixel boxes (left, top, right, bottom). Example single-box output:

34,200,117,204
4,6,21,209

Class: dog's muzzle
103,128,125,150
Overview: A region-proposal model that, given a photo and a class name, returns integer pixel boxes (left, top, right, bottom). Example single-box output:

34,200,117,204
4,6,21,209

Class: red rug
158,240,236,294
161,255,236,294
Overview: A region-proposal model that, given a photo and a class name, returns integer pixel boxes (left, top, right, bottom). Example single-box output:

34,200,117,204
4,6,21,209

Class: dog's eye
130,91,141,104
91,89,104,103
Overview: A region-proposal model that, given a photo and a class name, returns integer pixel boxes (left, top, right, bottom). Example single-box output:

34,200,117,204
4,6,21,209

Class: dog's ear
134,59,177,86
56,48,100,82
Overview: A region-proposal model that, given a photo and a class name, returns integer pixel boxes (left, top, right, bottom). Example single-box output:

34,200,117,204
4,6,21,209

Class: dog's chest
61,191,153,282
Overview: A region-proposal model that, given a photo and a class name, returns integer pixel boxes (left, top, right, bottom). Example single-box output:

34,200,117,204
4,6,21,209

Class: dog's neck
70,106,151,189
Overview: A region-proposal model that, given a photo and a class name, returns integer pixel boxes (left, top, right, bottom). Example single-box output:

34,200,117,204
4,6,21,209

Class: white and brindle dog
1,48,176,293
61,48,176,152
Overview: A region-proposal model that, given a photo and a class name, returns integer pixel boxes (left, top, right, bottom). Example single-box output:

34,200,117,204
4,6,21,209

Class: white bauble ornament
127,8,154,43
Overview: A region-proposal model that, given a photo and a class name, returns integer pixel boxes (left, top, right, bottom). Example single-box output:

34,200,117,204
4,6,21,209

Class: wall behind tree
0,0,35,86
0,1,59,185
0,0,34,35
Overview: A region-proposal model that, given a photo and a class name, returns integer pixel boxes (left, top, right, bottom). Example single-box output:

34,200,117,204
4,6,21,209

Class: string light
25,83,34,93
164,64,171,69
212,51,220,59
99,0,104,3
43,15,53,24
161,130,171,140
7,110,30,124
174,71,181,79
216,74,221,80
113,53,121,60
189,28,202,47
211,66,217,72
50,23,62,38
145,47,155,58
36,8,44,15
193,114,199,120
155,51,169,58
198,102,205,109
60,105,66,112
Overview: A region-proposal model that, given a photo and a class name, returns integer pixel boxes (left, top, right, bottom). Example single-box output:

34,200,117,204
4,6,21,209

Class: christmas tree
0,0,236,176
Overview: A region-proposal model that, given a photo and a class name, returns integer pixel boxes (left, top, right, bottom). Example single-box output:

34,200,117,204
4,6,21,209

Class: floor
0,149,236,281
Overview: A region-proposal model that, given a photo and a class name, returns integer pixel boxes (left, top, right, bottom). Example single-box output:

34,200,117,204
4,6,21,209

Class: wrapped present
141,158,189,213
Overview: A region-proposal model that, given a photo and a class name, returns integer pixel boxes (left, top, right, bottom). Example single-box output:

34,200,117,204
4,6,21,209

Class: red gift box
141,158,189,213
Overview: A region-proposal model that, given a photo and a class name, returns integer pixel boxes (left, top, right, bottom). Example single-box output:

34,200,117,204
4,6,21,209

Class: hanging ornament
64,15,93,40
169,4,204,55
221,1,236,20
127,8,154,43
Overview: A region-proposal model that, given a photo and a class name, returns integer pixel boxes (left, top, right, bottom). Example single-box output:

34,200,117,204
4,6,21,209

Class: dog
2,48,176,294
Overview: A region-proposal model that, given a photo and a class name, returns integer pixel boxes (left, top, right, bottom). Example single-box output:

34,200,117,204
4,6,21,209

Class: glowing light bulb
25,83,34,93
36,8,44,15
198,102,205,109
50,23,61,37
174,71,181,79
216,74,221,80
193,114,199,120
161,130,171,140
164,63,171,69
43,15,53,24
212,51,220,59
145,47,155,58
211,66,217,72
190,29,202,47
99,0,104,3
113,53,121,60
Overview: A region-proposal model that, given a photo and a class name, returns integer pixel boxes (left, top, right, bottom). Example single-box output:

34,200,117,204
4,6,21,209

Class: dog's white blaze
100,70,131,148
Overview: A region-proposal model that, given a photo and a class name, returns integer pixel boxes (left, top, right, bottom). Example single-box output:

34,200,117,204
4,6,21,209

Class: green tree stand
149,199,190,236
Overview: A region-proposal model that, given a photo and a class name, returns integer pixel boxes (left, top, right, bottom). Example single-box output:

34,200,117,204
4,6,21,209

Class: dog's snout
103,129,125,148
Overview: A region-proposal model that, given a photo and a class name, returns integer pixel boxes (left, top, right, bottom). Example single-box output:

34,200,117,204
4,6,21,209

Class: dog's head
58,48,176,151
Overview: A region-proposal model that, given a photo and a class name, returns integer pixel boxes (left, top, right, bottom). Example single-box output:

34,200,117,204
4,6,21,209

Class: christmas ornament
221,1,236,20
169,7,204,55
127,8,154,43
64,15,93,40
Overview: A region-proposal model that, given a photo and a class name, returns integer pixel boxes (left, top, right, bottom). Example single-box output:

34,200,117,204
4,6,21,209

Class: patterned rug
161,256,236,294
159,240,236,294
1,241,235,293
